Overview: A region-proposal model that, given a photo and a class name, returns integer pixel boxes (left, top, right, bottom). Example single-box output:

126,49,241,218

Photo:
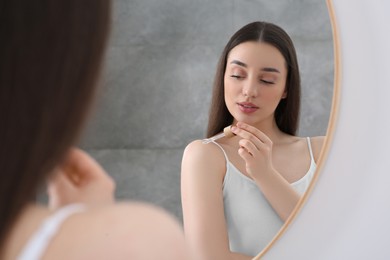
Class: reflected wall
81,0,333,221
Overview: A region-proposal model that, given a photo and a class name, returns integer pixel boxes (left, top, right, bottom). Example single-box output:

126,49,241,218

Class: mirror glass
80,0,334,255
257,0,390,258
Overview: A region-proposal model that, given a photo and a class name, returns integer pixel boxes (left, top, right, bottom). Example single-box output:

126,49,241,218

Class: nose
242,77,258,98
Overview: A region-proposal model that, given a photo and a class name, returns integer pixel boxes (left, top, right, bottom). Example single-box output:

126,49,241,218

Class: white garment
17,204,85,260
211,137,317,256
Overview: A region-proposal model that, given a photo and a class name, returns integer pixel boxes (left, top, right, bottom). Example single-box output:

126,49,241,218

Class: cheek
224,79,232,98
224,77,241,93
224,82,239,105
261,87,286,102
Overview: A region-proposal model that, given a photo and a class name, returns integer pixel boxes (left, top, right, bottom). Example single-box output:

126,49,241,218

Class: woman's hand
231,122,275,180
231,122,300,221
47,148,115,210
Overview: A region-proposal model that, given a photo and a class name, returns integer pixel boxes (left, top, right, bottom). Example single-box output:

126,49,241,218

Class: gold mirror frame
254,0,340,258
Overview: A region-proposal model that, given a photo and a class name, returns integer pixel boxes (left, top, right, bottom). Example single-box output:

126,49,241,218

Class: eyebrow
230,59,281,73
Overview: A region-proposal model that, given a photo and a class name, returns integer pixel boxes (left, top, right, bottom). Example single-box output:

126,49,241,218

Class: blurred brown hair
0,0,111,251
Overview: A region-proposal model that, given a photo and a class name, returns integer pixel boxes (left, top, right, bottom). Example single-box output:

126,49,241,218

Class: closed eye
260,79,275,84
231,75,243,79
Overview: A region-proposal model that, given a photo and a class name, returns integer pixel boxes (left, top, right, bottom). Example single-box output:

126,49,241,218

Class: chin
232,115,258,125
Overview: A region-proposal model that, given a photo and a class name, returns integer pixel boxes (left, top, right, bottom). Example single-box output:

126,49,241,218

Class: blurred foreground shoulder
104,202,190,259
54,202,191,260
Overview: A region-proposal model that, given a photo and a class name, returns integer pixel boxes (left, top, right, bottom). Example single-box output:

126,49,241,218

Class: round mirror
81,0,334,257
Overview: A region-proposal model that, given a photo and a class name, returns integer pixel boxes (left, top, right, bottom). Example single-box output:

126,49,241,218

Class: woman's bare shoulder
183,139,225,164
182,139,227,179
46,202,189,259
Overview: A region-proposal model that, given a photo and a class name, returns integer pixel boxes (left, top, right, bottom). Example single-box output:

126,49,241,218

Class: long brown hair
0,0,111,251
207,21,301,137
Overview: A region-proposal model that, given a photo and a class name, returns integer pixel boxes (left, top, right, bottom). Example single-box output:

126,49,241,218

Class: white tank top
17,204,85,260
211,137,317,256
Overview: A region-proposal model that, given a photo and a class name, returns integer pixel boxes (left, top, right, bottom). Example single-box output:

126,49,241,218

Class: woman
0,1,188,259
181,21,324,259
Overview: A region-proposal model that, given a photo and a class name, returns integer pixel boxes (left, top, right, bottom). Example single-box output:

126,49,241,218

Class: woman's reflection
181,21,324,259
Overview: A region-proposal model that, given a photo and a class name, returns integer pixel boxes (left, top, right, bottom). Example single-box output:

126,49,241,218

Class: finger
232,126,266,150
238,138,261,157
238,147,253,161
234,122,272,146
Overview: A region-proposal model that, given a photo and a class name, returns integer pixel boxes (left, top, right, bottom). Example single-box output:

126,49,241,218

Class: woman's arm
231,122,301,221
181,140,253,260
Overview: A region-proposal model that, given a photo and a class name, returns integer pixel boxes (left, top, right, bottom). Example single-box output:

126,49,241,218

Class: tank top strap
306,137,315,163
18,204,86,260
206,140,229,163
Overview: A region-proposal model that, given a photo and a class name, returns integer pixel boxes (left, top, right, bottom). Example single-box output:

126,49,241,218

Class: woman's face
224,41,288,127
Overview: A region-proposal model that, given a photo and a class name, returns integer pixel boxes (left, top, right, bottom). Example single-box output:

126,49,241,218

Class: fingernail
231,126,237,132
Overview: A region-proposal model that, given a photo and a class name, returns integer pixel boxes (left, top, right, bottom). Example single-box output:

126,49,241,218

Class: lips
237,102,259,113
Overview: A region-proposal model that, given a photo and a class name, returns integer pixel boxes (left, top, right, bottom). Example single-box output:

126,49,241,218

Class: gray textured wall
80,0,334,222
